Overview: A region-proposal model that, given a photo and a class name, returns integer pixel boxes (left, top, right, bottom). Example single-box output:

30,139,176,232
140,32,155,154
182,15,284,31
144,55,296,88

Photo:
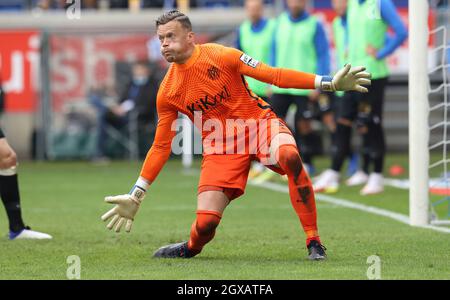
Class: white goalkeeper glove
101,184,147,233
319,64,371,93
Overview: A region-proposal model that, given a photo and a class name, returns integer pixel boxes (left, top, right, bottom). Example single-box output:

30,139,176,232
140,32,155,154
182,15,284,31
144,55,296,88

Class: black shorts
270,94,312,120
312,92,335,120
337,77,388,124
0,127,4,139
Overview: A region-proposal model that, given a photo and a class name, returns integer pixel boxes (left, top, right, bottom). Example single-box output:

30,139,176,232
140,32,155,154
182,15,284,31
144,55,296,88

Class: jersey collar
175,44,200,71
288,10,309,23
251,18,268,33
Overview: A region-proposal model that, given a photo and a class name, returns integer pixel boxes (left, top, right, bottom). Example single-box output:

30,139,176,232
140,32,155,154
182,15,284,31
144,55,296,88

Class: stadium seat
0,0,27,11
102,110,140,160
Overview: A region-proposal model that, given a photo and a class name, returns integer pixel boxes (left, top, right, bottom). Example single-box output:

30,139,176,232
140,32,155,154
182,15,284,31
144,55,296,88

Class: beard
163,52,174,62
165,55,175,63
161,44,191,64
162,49,178,63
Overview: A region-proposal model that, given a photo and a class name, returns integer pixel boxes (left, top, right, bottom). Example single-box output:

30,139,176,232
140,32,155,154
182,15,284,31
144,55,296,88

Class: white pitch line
248,180,450,234
383,177,450,190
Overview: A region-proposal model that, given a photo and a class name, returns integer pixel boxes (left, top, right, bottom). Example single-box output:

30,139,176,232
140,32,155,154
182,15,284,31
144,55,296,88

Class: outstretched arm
101,93,178,233
222,46,371,93
139,100,178,184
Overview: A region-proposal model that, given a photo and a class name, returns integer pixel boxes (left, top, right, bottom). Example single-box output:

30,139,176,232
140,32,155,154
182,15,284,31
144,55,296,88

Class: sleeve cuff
136,177,151,191
314,75,323,89
317,75,334,92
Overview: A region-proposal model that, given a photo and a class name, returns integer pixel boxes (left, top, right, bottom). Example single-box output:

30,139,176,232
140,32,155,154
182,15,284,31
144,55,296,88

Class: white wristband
318,76,335,92
135,177,150,191
130,185,146,203
314,75,323,89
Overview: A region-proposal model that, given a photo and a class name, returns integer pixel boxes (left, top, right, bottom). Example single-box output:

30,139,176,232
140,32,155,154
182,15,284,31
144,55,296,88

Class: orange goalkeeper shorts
198,117,294,200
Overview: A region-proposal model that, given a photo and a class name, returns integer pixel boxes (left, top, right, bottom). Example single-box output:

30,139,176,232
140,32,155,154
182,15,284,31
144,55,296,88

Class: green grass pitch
0,155,448,279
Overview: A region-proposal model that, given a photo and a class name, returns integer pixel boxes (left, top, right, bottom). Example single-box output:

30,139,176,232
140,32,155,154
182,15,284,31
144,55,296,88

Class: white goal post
409,0,430,226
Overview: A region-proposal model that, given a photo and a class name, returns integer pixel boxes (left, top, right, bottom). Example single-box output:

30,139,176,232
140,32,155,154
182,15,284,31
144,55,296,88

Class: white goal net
410,0,450,226
428,22,450,225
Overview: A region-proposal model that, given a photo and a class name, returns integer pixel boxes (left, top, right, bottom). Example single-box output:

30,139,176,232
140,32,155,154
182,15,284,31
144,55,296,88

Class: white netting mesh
428,16,450,225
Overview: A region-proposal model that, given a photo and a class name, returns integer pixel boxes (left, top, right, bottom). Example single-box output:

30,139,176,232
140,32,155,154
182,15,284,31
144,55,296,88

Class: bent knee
0,150,17,169
269,133,296,164
279,145,303,176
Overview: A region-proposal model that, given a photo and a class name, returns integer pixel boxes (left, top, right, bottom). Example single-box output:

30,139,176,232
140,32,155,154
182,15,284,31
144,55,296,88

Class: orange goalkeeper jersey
140,43,317,182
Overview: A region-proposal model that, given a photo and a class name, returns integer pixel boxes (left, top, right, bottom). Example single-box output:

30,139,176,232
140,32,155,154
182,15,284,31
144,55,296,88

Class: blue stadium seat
197,0,232,7
0,0,27,11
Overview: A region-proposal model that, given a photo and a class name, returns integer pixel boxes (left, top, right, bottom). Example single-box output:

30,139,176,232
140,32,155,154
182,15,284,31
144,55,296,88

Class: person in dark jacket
90,61,158,160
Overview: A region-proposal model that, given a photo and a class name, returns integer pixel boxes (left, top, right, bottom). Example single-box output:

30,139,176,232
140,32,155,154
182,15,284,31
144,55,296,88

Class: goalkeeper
101,10,370,260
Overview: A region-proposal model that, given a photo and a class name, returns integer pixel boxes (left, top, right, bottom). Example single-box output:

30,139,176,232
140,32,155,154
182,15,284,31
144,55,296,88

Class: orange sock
187,210,222,256
277,144,320,246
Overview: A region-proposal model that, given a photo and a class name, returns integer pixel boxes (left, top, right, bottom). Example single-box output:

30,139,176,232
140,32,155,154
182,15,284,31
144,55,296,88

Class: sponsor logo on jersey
207,66,220,80
240,53,259,68
186,85,231,114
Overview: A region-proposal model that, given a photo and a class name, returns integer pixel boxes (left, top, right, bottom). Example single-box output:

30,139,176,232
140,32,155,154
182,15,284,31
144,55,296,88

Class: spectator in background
32,0,68,10
0,0,32,10
331,0,359,177
196,0,229,7
437,0,449,7
270,0,331,176
313,0,408,195
0,77,52,240
109,0,128,9
90,61,158,161
140,0,198,9
331,0,348,79
147,35,170,83
236,0,274,101
311,0,358,193
236,0,275,180
0,128,53,240
82,0,98,9
24,0,273,11
35,0,52,10
142,0,165,8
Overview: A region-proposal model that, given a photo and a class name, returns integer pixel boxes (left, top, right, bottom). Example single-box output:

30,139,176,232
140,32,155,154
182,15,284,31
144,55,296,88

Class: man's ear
187,31,195,42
